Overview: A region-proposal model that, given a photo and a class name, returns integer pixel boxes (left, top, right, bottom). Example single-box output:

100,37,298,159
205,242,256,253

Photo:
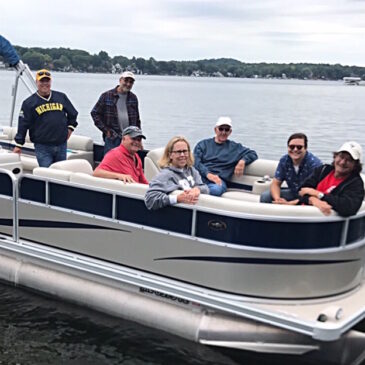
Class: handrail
0,169,19,242
9,60,37,127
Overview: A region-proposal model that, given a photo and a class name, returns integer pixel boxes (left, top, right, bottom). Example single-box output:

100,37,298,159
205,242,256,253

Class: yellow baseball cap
36,69,52,81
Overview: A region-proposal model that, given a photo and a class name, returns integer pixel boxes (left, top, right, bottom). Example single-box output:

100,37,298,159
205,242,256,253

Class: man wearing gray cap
93,126,148,184
91,71,141,156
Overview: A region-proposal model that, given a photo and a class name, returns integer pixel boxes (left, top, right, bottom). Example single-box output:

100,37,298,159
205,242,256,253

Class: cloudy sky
1,0,364,66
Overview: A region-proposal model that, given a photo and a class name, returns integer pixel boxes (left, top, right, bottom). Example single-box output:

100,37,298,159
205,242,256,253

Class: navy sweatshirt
15,90,78,146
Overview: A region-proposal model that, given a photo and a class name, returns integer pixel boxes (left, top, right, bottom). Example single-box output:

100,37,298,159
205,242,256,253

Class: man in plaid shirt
91,71,141,156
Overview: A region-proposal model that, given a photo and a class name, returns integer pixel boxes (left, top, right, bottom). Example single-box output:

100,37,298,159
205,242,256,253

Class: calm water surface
0,70,364,364
1,70,365,161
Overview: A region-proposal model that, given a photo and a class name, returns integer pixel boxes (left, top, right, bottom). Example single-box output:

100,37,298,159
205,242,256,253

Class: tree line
1,45,364,80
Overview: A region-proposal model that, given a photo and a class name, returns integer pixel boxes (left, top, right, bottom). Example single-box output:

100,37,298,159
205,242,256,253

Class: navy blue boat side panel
347,217,365,244
116,196,192,234
49,183,112,218
20,177,45,203
0,172,13,196
196,211,342,249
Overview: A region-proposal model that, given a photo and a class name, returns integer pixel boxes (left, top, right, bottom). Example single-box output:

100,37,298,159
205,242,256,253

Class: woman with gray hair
145,136,209,210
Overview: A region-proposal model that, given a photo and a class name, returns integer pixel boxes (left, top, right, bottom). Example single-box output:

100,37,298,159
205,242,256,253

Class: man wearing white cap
194,116,258,196
91,71,141,156
291,141,364,217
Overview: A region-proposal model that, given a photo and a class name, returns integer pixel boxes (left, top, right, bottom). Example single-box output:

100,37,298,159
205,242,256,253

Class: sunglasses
288,144,304,151
171,149,189,155
131,136,142,141
37,71,51,77
218,127,231,132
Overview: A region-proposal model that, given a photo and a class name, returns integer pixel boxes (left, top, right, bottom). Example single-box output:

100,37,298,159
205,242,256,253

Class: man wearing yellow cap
13,69,78,167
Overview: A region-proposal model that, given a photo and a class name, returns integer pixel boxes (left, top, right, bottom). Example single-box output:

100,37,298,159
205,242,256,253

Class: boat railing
0,168,19,242
9,60,37,127
4,171,363,251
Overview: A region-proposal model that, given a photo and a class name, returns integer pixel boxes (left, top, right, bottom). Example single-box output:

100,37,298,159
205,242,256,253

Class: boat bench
33,159,149,196
32,159,337,217
144,147,278,202
0,126,94,171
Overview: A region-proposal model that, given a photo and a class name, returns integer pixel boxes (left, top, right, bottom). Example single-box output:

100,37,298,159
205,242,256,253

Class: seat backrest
33,167,72,181
70,172,149,196
144,147,164,180
67,134,93,151
50,159,93,175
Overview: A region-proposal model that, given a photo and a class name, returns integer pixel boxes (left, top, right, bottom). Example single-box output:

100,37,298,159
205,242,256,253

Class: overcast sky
1,0,364,66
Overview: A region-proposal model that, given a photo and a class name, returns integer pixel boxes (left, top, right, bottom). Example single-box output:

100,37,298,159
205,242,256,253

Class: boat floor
0,232,364,342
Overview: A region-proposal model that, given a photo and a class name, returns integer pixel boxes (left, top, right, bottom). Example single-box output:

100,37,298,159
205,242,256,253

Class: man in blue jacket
13,69,78,167
194,117,258,196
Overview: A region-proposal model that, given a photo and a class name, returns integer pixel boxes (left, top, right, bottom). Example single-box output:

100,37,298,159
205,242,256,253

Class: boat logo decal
139,287,190,305
207,220,227,231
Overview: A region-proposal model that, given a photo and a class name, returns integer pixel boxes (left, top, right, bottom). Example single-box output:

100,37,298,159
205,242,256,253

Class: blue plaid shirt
275,151,322,194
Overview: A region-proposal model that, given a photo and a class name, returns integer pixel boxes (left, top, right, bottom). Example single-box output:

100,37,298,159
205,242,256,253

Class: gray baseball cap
122,126,146,139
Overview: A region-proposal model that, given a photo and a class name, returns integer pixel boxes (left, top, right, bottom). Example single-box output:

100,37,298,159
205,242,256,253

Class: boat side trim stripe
153,256,359,265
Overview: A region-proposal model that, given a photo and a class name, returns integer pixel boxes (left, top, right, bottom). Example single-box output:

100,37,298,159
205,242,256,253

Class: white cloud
1,0,365,65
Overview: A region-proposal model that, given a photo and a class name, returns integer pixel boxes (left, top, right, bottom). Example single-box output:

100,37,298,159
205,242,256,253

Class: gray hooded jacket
145,166,209,210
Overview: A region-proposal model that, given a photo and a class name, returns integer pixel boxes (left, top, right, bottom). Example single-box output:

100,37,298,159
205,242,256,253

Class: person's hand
206,173,222,185
299,187,318,197
13,146,22,154
106,130,111,138
234,160,245,176
117,174,135,183
67,129,73,140
310,197,332,215
177,191,199,205
186,187,201,199
272,197,288,204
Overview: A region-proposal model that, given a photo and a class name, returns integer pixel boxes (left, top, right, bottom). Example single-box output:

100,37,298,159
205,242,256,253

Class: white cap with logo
337,141,363,162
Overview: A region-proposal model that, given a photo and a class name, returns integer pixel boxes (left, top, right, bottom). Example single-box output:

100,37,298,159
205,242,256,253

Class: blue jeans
207,180,227,196
260,188,297,203
35,142,67,168
104,136,121,156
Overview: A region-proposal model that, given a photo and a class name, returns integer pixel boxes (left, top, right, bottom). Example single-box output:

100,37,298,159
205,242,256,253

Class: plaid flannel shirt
91,86,141,139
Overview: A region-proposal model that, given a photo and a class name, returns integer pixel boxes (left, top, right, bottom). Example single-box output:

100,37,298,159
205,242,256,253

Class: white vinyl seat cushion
50,159,93,175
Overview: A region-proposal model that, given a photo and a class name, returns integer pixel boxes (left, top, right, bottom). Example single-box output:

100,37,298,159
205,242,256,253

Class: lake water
0,70,364,364
1,70,365,162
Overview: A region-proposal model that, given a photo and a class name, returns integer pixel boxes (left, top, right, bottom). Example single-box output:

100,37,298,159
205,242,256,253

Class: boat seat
50,159,93,175
144,147,277,194
222,191,260,203
33,167,72,181
0,127,94,171
144,147,164,181
70,172,149,196
197,193,333,217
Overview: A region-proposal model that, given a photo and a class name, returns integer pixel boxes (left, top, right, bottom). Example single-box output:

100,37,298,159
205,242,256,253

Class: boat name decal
139,287,190,305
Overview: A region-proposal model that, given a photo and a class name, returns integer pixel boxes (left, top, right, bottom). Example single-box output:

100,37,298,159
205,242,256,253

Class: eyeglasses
171,149,189,155
37,71,51,77
288,144,304,151
131,136,142,141
218,127,231,132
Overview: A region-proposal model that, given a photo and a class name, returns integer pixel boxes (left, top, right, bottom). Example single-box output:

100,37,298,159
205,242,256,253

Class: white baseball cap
121,71,135,80
337,141,363,162
215,116,232,128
